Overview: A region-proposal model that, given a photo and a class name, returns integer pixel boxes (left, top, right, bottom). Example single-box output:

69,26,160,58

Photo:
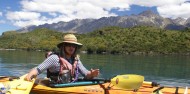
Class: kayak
1,74,189,94
31,80,189,94
0,74,35,94
31,75,189,94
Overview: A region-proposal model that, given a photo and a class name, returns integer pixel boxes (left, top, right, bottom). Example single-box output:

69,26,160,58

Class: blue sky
0,0,190,35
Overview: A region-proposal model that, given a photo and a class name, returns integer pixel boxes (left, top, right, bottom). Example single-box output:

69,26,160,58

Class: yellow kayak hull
1,76,189,94
31,81,190,94
0,74,35,94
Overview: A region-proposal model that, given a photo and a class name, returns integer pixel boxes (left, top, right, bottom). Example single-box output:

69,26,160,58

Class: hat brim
57,41,83,48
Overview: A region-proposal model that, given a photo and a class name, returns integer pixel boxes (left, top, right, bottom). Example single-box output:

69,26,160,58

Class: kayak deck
0,74,35,94
1,76,189,94
31,80,190,94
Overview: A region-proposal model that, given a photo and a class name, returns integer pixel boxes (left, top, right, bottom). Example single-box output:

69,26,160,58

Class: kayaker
25,34,100,84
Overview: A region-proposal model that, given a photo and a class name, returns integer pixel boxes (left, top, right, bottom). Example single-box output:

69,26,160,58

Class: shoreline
1,48,190,56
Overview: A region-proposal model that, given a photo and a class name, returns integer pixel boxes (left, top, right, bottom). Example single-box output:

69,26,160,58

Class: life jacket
46,54,79,84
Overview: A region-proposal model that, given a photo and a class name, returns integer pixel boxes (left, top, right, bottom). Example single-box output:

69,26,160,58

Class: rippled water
0,50,190,87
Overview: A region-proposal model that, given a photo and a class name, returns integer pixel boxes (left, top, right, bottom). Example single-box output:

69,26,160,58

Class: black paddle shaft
77,77,110,82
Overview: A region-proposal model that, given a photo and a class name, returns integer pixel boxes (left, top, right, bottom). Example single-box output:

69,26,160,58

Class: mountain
186,17,190,27
17,10,190,33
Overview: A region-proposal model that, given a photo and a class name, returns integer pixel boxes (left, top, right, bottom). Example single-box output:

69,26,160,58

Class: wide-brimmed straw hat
57,34,83,48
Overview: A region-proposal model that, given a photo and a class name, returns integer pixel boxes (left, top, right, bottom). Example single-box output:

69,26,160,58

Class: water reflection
81,54,190,87
0,50,190,87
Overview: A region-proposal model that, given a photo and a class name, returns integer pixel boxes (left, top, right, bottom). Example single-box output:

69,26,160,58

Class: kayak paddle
78,74,144,90
0,74,35,94
110,74,144,90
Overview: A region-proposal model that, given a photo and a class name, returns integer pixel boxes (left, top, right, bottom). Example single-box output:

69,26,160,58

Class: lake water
0,50,190,87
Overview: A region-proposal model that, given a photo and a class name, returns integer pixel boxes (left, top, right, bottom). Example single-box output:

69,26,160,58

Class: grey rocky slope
17,10,190,33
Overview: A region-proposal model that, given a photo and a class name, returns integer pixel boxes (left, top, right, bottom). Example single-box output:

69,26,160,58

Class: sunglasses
65,43,77,47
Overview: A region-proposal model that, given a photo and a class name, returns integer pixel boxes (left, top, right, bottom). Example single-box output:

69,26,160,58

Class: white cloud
0,20,5,24
13,20,46,27
6,11,43,27
6,0,130,27
4,0,190,27
21,0,74,13
74,2,116,19
129,0,190,19
6,6,11,10
0,12,2,16
21,0,130,13
6,11,41,20
0,12,5,24
158,3,190,19
129,0,188,7
80,0,130,11
48,13,58,17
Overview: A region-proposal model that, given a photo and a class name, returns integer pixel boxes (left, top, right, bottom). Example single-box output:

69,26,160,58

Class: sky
0,0,190,35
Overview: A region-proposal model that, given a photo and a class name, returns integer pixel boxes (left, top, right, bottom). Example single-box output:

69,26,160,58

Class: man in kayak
25,34,100,84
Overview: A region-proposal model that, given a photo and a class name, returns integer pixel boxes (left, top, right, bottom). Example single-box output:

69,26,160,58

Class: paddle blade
111,74,144,90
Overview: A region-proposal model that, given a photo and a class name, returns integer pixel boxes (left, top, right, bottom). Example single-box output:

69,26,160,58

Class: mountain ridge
16,10,190,33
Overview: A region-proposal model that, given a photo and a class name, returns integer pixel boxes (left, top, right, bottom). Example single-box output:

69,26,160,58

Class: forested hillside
1,26,190,55
0,28,62,51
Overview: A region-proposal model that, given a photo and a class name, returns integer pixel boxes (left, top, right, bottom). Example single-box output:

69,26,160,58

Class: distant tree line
1,26,190,55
